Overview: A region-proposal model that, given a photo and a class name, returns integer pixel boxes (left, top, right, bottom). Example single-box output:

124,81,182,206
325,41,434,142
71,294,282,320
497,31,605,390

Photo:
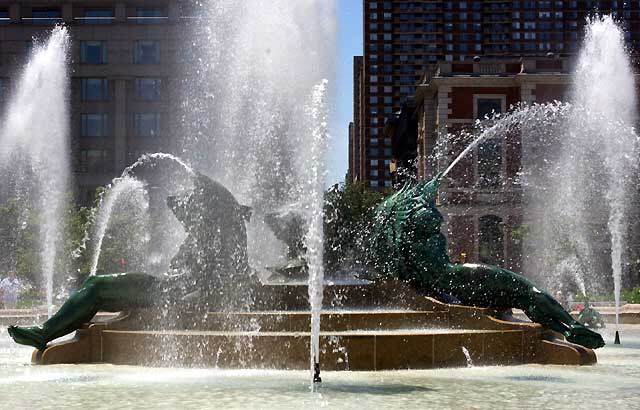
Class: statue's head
417,171,444,202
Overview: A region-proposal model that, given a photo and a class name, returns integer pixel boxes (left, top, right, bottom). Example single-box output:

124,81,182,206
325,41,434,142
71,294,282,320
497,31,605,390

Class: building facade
350,56,364,182
0,0,187,203
351,0,640,188
414,58,571,272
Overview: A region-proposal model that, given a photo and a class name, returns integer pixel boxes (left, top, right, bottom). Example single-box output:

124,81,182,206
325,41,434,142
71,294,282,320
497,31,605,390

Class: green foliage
0,197,41,285
323,182,386,274
622,288,640,304
574,288,640,304
0,182,151,303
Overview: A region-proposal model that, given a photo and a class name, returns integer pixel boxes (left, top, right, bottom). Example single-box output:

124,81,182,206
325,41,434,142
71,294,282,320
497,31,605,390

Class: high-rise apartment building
0,1,185,203
350,56,364,182
350,0,640,187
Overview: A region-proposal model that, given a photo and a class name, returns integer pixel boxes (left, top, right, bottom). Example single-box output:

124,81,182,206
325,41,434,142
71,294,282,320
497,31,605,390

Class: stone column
62,3,73,23
9,3,20,23
114,79,127,173
168,2,179,22
115,3,127,23
520,82,536,105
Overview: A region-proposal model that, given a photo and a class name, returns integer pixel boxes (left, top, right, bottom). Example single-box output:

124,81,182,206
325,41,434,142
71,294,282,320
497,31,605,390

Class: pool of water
2,325,639,410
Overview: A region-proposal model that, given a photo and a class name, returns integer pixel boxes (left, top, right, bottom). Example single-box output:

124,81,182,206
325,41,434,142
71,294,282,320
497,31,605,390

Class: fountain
0,27,70,317
88,176,149,277
179,0,336,380
523,17,638,344
565,16,638,343
2,13,640,409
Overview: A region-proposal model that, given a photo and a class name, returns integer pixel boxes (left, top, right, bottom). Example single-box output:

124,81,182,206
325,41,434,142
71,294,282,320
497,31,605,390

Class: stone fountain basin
31,308,595,369
4,281,596,369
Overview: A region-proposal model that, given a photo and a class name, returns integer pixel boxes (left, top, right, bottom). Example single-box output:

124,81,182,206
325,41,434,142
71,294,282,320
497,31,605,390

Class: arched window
479,215,504,265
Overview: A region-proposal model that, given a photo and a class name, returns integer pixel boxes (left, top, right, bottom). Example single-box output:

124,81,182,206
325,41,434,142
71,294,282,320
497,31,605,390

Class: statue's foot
565,325,605,349
7,326,47,351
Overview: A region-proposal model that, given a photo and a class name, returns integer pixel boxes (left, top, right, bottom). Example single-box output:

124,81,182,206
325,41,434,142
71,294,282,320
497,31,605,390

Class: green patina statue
368,173,605,349
263,211,308,278
8,172,255,351
577,303,606,329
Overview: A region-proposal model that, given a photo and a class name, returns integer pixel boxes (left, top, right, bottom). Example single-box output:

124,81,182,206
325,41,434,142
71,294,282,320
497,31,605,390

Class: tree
323,182,387,274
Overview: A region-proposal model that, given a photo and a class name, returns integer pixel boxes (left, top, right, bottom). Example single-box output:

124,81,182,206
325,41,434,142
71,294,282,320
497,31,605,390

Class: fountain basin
29,295,596,369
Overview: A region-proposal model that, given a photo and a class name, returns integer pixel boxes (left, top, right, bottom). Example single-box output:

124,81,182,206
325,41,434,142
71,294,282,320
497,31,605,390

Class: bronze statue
263,210,308,279
9,173,255,350
368,173,605,349
9,171,605,352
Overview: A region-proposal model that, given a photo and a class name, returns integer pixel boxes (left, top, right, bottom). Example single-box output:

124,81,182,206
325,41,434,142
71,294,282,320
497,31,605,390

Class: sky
326,0,363,186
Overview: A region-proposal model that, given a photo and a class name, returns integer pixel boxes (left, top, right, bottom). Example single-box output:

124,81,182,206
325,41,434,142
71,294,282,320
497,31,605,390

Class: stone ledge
32,316,595,369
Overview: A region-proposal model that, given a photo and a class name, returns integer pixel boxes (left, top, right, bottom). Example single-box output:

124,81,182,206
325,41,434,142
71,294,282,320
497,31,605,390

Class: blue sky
326,0,362,186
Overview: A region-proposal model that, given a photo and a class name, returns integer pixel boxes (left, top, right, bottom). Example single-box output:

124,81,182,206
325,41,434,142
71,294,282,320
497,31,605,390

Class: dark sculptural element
577,303,605,329
8,173,255,350
264,211,308,278
369,174,605,349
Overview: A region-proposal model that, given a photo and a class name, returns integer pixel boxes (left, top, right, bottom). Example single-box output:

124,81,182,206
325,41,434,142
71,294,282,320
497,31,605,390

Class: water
0,27,70,317
528,16,638,323
181,0,336,380
460,347,473,368
89,176,149,277
121,153,195,179
2,325,639,409
568,16,638,330
305,81,330,385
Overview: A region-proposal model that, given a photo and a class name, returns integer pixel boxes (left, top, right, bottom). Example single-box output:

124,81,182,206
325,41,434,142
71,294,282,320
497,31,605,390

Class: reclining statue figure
9,171,605,351
368,173,605,349
8,173,255,351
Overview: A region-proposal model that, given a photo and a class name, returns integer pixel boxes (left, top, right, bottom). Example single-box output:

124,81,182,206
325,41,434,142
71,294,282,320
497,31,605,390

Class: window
476,98,502,119
0,10,9,25
80,41,107,64
83,9,113,24
134,8,166,24
134,41,160,64
479,215,504,265
135,78,161,101
30,9,61,24
135,113,161,137
81,78,109,101
81,113,109,137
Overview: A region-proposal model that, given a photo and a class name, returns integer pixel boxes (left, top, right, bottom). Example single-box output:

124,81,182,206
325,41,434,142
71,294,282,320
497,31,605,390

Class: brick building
350,0,640,188
0,0,187,203
413,57,571,271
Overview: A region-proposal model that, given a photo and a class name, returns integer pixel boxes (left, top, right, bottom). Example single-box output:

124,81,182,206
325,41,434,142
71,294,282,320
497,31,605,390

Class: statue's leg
8,273,160,350
438,264,605,349
521,289,605,349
